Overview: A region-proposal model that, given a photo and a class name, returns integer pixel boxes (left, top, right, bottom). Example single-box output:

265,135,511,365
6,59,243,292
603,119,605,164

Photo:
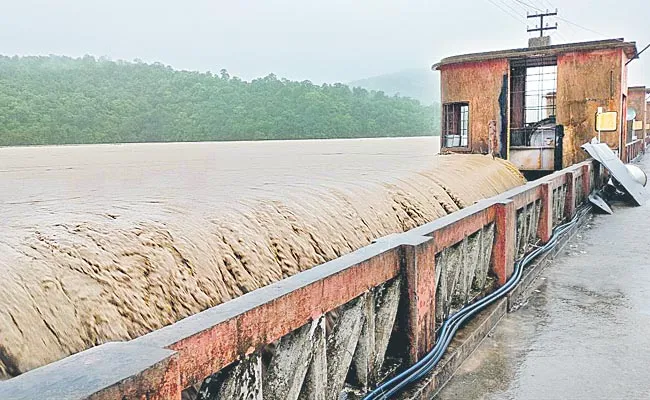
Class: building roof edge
432,38,637,71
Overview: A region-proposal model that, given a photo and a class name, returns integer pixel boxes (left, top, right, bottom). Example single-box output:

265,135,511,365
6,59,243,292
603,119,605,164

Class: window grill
510,57,558,147
443,103,469,147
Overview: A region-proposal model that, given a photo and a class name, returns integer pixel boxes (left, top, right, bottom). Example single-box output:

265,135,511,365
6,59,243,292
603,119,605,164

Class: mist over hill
348,68,440,106
349,69,441,134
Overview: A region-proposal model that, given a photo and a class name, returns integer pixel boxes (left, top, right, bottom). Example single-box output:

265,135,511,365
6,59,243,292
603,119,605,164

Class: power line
512,0,543,12
510,0,609,40
516,0,582,38
495,0,614,43
546,24,569,43
528,0,581,40
513,1,569,42
555,16,609,38
495,0,570,44
496,0,527,20
539,0,556,11
484,0,527,25
554,30,570,43
507,0,528,14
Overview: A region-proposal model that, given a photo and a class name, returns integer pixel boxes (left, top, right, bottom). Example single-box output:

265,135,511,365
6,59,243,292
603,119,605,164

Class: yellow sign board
595,111,618,132
633,120,644,131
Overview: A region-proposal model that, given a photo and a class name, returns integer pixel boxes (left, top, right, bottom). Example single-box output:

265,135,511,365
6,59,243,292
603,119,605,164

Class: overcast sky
1,0,648,85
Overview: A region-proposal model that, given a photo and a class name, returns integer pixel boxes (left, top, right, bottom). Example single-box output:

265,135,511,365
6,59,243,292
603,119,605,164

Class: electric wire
523,0,581,40
512,0,543,12
539,0,555,11
496,0,527,22
363,204,592,399
555,17,608,38
507,0,568,43
484,0,527,26
514,0,608,38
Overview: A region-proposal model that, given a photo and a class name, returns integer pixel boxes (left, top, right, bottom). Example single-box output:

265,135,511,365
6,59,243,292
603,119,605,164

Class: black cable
364,204,591,399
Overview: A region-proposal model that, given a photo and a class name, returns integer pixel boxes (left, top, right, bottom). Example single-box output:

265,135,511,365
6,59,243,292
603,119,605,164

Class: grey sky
1,0,648,85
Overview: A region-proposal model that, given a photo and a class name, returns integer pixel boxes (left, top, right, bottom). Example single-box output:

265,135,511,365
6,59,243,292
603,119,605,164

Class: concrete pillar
350,293,376,390
350,278,401,390
564,171,576,218
492,200,516,286
401,235,437,364
537,182,553,244
197,354,262,400
474,223,495,290
326,295,366,399
264,318,325,400
299,318,326,400
372,278,401,374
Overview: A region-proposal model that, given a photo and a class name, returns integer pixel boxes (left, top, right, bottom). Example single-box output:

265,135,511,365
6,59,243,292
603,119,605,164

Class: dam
0,134,609,400
0,137,525,380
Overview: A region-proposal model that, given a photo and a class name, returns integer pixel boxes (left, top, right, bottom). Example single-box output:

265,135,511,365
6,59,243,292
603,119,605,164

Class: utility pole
527,10,558,37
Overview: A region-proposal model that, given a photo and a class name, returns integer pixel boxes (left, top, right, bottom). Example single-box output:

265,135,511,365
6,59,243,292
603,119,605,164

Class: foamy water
0,137,526,377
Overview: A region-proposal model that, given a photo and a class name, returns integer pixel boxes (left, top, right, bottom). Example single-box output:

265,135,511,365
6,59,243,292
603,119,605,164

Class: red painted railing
0,160,601,400
625,139,644,163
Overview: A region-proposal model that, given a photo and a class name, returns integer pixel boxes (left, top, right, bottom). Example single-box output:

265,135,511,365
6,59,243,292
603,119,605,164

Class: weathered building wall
628,87,647,142
620,51,631,160
440,59,509,154
645,101,650,135
556,48,625,167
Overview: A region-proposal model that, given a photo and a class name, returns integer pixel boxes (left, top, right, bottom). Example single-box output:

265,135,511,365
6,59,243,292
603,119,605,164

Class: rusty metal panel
509,147,555,170
582,143,647,205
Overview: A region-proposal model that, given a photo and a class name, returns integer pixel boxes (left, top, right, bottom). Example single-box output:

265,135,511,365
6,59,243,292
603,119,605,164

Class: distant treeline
0,55,439,146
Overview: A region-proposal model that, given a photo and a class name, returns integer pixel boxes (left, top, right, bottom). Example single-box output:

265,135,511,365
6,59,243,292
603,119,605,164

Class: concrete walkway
438,154,650,400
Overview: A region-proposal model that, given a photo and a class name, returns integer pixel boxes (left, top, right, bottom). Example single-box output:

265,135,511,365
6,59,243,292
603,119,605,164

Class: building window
443,103,469,147
510,57,558,147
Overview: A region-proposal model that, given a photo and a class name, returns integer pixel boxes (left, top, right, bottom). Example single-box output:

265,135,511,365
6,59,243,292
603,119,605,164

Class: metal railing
625,139,644,163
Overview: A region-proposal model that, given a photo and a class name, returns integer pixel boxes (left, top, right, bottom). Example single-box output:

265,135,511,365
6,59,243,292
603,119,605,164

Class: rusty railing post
402,235,437,364
537,182,553,243
492,200,516,286
581,164,591,198
564,171,576,218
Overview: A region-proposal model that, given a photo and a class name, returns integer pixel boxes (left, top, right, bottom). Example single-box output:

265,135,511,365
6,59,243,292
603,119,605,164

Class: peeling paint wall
556,49,625,167
440,60,509,154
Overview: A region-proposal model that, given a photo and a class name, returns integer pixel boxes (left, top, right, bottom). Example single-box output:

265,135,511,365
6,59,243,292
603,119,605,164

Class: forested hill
0,56,437,146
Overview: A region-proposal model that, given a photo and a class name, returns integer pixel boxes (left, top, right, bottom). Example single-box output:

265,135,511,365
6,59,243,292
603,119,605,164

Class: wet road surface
438,154,650,400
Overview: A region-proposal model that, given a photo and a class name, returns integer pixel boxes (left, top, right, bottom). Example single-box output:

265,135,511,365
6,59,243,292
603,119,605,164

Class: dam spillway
0,137,525,378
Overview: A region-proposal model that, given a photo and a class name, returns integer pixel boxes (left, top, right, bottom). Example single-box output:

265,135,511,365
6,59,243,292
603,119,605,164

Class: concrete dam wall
0,138,525,378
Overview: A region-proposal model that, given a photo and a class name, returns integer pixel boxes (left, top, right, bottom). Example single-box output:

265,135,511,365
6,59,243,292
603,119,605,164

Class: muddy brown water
0,137,525,378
